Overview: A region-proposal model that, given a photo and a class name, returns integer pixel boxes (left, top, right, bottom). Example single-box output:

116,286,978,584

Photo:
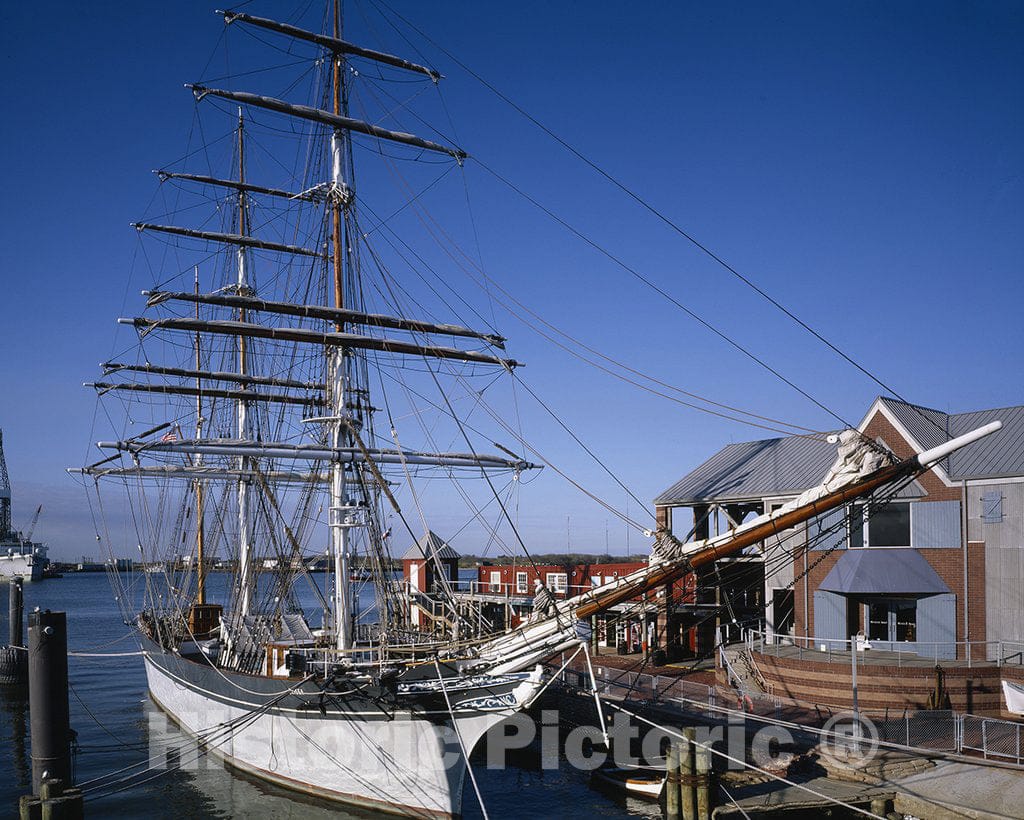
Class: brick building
473,560,718,657
654,397,1024,662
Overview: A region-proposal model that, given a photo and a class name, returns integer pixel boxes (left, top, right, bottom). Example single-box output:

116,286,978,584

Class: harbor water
0,572,657,818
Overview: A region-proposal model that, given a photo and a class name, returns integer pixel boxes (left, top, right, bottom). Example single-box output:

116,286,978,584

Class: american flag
161,428,179,443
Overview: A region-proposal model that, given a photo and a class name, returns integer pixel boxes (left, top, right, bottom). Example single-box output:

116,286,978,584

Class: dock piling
665,740,681,819
28,610,72,789
20,609,81,819
10,577,23,647
1,578,27,685
695,736,712,820
680,727,697,820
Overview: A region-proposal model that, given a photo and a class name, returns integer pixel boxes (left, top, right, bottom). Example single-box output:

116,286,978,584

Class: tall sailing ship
74,6,1002,817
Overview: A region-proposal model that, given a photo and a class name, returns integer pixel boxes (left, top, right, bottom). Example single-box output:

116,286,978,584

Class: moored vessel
71,5,1005,816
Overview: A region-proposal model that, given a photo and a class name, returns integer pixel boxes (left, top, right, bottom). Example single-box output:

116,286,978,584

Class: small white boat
591,766,665,800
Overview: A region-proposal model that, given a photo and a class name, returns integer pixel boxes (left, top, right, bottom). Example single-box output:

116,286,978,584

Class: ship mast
194,268,207,605
236,110,254,617
79,5,503,651
330,0,354,650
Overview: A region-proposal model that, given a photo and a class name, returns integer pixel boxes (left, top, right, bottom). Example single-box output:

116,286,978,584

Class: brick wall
861,412,960,501
754,651,1006,714
791,409,987,658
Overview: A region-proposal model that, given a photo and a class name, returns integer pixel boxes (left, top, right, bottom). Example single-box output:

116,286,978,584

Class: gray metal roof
878,399,951,453
401,530,459,561
653,434,837,505
655,397,1024,506
880,398,1024,479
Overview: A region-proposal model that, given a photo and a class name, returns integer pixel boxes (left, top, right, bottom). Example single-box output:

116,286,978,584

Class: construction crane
0,430,11,539
22,504,42,542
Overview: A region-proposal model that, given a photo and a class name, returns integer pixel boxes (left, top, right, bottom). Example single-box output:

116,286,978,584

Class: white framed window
489,570,501,592
515,571,529,593
545,572,567,593
849,501,912,548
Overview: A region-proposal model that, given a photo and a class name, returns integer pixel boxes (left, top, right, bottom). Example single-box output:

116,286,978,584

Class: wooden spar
131,223,324,257
188,86,467,160
155,170,318,202
95,438,534,470
574,420,1002,620
220,10,442,81
143,290,507,347
102,361,324,391
120,317,522,368
86,382,323,407
71,465,332,484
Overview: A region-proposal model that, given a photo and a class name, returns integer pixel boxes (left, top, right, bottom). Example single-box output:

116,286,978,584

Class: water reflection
0,682,30,797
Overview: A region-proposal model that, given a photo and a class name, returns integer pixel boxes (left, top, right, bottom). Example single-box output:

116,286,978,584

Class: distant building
472,560,712,657
401,531,460,630
654,397,1024,663
402,531,460,591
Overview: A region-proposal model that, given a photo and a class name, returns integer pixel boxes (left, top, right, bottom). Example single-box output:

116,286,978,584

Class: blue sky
1,1,1021,560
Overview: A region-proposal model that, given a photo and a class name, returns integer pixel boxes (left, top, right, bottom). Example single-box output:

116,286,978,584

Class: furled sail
132,223,325,257
101,362,324,391
120,317,520,368
143,290,507,348
154,171,320,203
219,10,442,81
189,86,466,160
94,437,538,471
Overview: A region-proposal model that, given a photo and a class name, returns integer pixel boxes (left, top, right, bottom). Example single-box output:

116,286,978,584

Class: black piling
1,578,27,685
10,577,23,646
28,610,72,788
20,609,82,819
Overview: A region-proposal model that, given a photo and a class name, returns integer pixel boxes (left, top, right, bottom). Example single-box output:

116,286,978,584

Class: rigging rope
370,0,951,441
351,142,832,439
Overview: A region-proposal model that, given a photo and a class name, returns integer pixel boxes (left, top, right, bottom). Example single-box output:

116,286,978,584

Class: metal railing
962,714,1024,764
556,656,1024,766
745,628,1024,669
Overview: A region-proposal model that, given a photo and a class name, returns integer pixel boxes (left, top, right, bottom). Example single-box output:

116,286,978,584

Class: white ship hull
143,643,544,818
0,549,44,581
